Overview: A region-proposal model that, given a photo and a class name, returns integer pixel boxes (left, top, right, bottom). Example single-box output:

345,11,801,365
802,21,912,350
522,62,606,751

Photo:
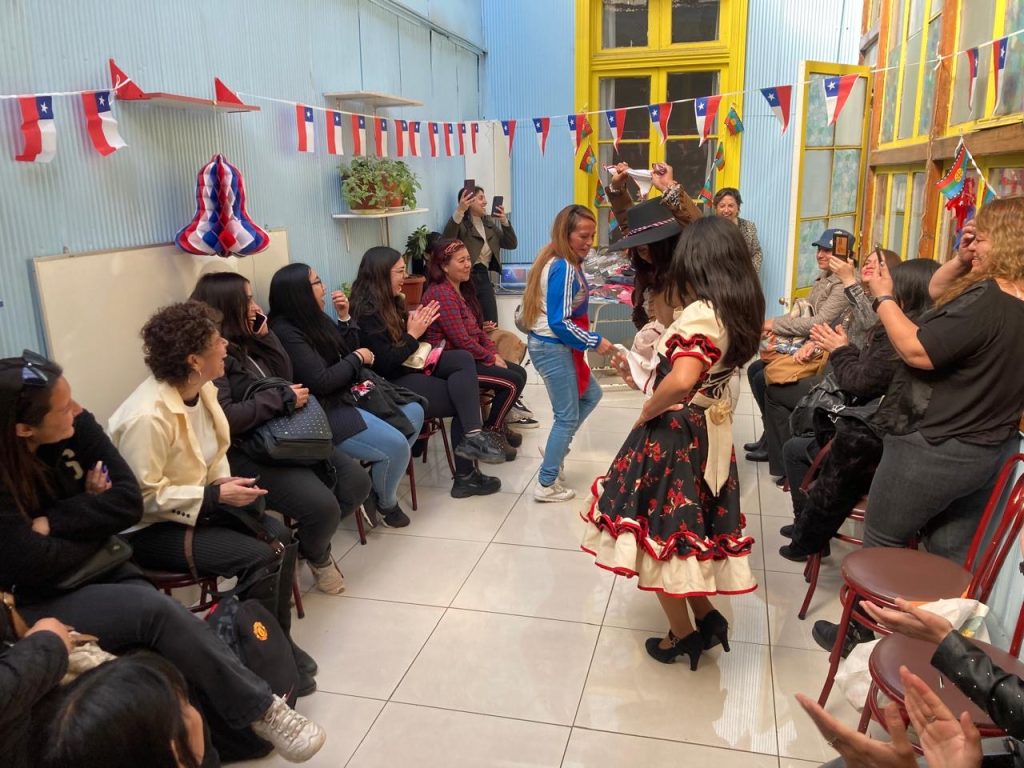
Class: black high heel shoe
644,630,704,670
695,610,731,652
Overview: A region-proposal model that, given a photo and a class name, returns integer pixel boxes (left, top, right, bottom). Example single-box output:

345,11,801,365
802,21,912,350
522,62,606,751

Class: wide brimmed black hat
610,199,683,251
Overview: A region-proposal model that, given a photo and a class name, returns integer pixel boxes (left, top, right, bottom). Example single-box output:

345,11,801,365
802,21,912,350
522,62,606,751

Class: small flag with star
408,121,421,157
373,117,388,157
457,122,467,155
326,110,344,156
501,119,516,155
993,38,1008,111
579,144,596,174
605,108,626,152
724,104,744,136
428,122,440,157
533,117,550,154
296,105,314,153
444,123,454,156
395,120,407,157
713,144,724,171
82,90,127,156
694,95,722,146
760,85,792,134
15,95,56,163
648,102,672,143
568,113,586,153
470,122,479,154
351,115,367,155
965,47,980,110
823,74,858,126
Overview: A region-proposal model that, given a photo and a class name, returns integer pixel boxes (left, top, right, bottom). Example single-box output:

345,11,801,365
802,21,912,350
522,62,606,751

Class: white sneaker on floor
538,446,567,481
250,695,326,762
309,559,345,595
533,480,575,502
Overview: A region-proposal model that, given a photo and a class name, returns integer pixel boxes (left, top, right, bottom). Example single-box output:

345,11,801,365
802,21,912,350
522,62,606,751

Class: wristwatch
872,295,896,311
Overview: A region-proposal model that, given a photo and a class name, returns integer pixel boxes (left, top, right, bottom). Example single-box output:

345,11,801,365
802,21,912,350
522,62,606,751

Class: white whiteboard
34,231,290,424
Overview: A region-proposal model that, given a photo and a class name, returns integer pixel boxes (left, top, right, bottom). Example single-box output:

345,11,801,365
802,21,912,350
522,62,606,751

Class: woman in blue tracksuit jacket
520,205,614,502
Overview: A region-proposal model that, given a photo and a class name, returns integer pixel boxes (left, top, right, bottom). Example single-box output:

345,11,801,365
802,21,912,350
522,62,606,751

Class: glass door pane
597,75,652,245
602,0,649,48
887,174,907,253
670,0,720,43
906,172,926,258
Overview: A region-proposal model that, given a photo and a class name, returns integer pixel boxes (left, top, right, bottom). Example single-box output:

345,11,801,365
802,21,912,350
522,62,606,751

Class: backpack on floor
202,596,299,761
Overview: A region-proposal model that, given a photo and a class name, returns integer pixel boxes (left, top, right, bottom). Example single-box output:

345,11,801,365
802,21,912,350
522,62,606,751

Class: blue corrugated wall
740,0,860,308
0,0,483,356
480,0,576,266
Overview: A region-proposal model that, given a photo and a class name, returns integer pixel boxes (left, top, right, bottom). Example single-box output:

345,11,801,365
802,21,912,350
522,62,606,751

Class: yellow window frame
574,0,748,215
878,0,941,148
872,166,933,259
945,0,1022,134
977,152,1024,200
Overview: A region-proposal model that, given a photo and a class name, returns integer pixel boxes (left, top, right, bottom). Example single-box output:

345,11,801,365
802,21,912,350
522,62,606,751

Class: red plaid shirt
421,280,497,364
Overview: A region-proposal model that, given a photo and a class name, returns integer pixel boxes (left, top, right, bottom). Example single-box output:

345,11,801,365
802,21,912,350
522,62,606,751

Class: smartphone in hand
491,195,504,216
463,178,476,198
251,312,267,333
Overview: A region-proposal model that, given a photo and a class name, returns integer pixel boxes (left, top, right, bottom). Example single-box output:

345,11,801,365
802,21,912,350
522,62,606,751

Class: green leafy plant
339,156,390,210
387,159,421,209
404,224,430,274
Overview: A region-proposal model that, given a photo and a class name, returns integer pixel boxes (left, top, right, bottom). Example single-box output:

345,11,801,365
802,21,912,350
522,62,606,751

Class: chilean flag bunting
15,95,56,163
326,110,344,156
648,102,672,143
351,115,366,156
428,122,439,157
605,108,626,152
501,119,516,155
760,86,792,134
693,96,721,146
533,117,550,154
81,90,126,156
373,117,388,157
295,105,314,153
823,75,858,126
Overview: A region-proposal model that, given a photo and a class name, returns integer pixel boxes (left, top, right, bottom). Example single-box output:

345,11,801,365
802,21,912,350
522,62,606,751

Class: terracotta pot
401,275,426,308
383,179,404,209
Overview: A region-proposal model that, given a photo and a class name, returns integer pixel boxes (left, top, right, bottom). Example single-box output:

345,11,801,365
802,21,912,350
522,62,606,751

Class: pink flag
605,108,626,152
532,117,550,154
501,119,516,155
693,96,721,146
760,86,792,134
647,102,672,143
428,122,439,157
326,110,344,156
81,90,126,156
296,105,314,153
823,74,858,125
408,121,421,157
15,95,56,163
373,117,388,157
351,115,366,155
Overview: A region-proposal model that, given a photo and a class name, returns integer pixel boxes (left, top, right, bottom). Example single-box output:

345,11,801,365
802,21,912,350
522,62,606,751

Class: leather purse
402,342,433,370
237,377,334,466
54,535,133,591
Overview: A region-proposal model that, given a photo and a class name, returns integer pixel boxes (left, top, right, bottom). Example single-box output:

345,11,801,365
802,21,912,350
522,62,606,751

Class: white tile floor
237,369,867,768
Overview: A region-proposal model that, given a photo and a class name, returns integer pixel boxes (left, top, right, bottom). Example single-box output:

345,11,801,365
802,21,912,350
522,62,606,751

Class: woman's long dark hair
0,353,63,518
34,653,201,768
891,258,940,319
351,247,407,344
428,238,484,322
668,216,765,369
268,263,350,362
190,272,252,349
631,235,679,329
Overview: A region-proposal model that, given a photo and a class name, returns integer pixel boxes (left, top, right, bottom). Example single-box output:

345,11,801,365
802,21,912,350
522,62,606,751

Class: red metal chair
406,417,456,511
142,570,220,613
816,453,1024,706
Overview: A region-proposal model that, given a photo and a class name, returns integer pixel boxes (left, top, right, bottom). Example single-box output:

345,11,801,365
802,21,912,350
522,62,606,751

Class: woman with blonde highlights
523,205,614,502
812,196,1024,657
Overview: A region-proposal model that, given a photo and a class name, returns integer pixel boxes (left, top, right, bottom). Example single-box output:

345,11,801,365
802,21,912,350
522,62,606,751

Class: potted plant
404,225,430,276
339,156,390,213
387,159,421,210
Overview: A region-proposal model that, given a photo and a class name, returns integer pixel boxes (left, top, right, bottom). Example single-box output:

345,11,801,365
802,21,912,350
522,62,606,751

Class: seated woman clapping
268,263,424,529
0,352,324,764
420,239,527,460
350,246,505,499
191,272,372,594
107,302,319,696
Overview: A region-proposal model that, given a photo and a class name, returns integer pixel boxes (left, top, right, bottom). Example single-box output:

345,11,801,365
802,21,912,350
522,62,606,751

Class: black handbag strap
242,376,294,401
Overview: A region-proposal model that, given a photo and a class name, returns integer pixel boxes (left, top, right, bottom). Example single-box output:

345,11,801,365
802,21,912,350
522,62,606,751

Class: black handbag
341,368,427,439
237,377,333,466
789,372,849,438
54,535,133,591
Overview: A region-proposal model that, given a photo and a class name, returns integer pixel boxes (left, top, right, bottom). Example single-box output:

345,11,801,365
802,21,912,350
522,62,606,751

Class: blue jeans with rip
528,337,602,487
338,403,424,509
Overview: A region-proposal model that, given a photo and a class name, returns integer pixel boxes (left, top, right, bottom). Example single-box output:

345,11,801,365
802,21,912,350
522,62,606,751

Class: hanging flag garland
698,177,714,207
605,108,626,152
823,74,858,125
457,122,467,155
444,123,454,156
81,90,126,156
579,144,596,173
992,38,1007,110
648,102,672,143
351,115,366,155
937,140,969,200
373,117,388,157
15,95,56,163
965,47,980,110
500,119,516,155
594,179,608,208
396,119,407,157
470,122,479,154
428,122,440,157
326,110,344,156
724,104,744,136
408,121,421,157
295,105,314,154
760,85,792,134
714,144,725,171
533,117,550,155
568,113,585,154
694,95,721,146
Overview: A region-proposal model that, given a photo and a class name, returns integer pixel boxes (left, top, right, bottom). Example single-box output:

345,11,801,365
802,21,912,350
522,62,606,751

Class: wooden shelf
332,208,429,249
109,60,259,113
324,91,423,110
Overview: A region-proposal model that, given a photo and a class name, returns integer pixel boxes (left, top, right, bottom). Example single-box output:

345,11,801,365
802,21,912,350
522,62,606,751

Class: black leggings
471,263,499,325
477,360,527,428
394,349,483,476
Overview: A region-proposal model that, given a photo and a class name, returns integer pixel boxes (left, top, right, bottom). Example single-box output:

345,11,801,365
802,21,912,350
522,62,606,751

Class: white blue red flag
533,117,550,154
351,114,366,155
81,90,126,156
760,86,792,134
457,122,467,155
568,113,586,153
965,48,979,110
648,102,672,143
374,117,389,157
693,96,721,146
444,123,454,156
396,120,407,157
15,95,56,163
823,74,857,126
993,39,1008,110
296,105,314,153
326,110,344,156
428,122,440,157
605,108,626,152
408,121,421,157
501,119,516,155
470,122,479,154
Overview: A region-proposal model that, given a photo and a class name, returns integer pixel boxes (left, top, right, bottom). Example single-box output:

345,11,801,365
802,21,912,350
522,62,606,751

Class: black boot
644,630,705,670
451,468,502,498
779,540,830,562
812,619,874,657
743,434,766,453
695,610,730,651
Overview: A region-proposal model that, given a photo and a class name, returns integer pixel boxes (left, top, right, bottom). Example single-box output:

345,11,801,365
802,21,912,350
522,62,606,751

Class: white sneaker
309,560,345,595
534,481,575,502
251,695,326,763
538,446,567,481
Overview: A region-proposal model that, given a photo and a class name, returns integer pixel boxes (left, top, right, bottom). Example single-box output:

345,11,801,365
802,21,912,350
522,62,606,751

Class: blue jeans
337,403,424,509
528,338,602,486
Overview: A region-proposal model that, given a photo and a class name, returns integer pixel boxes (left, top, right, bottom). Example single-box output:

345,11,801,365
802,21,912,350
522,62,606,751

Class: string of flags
936,137,1000,245
6,24,1021,166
